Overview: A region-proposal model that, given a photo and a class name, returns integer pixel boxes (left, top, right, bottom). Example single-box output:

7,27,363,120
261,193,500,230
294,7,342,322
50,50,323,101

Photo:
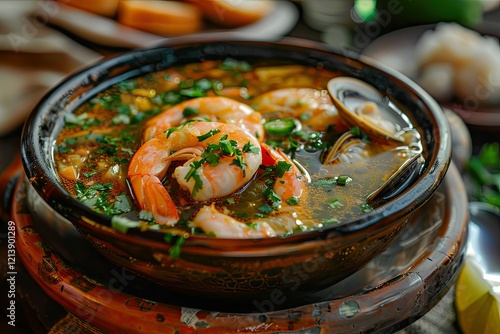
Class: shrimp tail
129,174,179,226
193,203,276,238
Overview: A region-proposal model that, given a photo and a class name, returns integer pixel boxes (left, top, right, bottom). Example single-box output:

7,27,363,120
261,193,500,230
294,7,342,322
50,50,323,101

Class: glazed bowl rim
20,37,451,246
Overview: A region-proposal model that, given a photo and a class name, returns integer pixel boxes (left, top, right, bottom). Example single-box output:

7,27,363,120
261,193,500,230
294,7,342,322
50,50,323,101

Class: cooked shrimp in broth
252,88,348,132
128,121,262,226
142,96,264,142
53,58,424,238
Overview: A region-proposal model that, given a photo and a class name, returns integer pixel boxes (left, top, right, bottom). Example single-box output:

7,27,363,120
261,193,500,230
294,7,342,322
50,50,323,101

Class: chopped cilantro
201,147,220,166
183,106,199,118
258,204,274,214
112,193,132,213
263,187,281,207
197,129,221,142
286,196,299,205
274,161,292,178
82,171,98,178
243,142,259,154
165,120,198,138
231,154,247,175
315,178,337,187
184,160,204,196
74,182,131,215
236,212,248,219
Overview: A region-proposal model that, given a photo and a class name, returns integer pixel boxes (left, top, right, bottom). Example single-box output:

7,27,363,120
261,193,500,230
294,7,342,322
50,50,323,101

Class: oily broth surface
53,59,416,236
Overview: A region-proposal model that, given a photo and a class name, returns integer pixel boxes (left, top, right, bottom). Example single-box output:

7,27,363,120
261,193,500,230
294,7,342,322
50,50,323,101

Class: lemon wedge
455,258,500,334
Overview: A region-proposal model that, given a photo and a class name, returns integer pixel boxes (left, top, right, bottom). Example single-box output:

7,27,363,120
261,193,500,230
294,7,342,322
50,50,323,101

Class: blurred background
1,0,499,333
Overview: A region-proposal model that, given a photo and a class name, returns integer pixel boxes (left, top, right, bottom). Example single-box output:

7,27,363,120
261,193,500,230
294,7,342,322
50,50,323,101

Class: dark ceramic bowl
21,38,451,301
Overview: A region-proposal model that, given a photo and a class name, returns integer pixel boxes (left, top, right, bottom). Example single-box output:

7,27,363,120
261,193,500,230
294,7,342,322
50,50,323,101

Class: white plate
48,1,299,49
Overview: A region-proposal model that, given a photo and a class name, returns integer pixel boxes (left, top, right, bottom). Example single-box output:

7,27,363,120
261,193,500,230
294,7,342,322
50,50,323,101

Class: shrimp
189,143,307,238
252,88,348,132
260,143,306,202
128,121,262,226
193,203,277,238
142,96,264,142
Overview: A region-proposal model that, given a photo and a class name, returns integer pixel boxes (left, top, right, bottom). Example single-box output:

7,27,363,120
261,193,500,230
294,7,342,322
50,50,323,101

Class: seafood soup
53,59,423,238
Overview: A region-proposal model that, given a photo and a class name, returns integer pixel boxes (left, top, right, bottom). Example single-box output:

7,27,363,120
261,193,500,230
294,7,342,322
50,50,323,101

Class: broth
53,59,423,237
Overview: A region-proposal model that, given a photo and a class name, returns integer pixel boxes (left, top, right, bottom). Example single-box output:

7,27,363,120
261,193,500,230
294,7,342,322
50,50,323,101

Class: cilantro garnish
197,129,221,142
274,161,292,178
258,204,274,214
243,142,259,154
315,178,337,187
163,232,187,259
74,182,131,215
263,187,281,208
184,160,204,197
183,106,199,118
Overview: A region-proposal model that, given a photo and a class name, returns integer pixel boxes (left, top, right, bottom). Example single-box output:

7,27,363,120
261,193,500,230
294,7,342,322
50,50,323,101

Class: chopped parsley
315,178,338,187
163,232,187,259
274,161,292,178
258,204,274,214
286,196,299,205
74,182,131,215
183,106,199,117
184,160,204,197
197,129,221,142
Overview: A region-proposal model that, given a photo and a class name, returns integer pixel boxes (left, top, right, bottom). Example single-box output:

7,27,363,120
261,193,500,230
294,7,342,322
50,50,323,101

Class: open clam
326,77,424,204
327,77,412,143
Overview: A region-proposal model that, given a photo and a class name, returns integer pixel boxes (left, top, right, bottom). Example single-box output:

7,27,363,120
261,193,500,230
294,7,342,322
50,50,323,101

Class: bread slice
118,1,202,36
